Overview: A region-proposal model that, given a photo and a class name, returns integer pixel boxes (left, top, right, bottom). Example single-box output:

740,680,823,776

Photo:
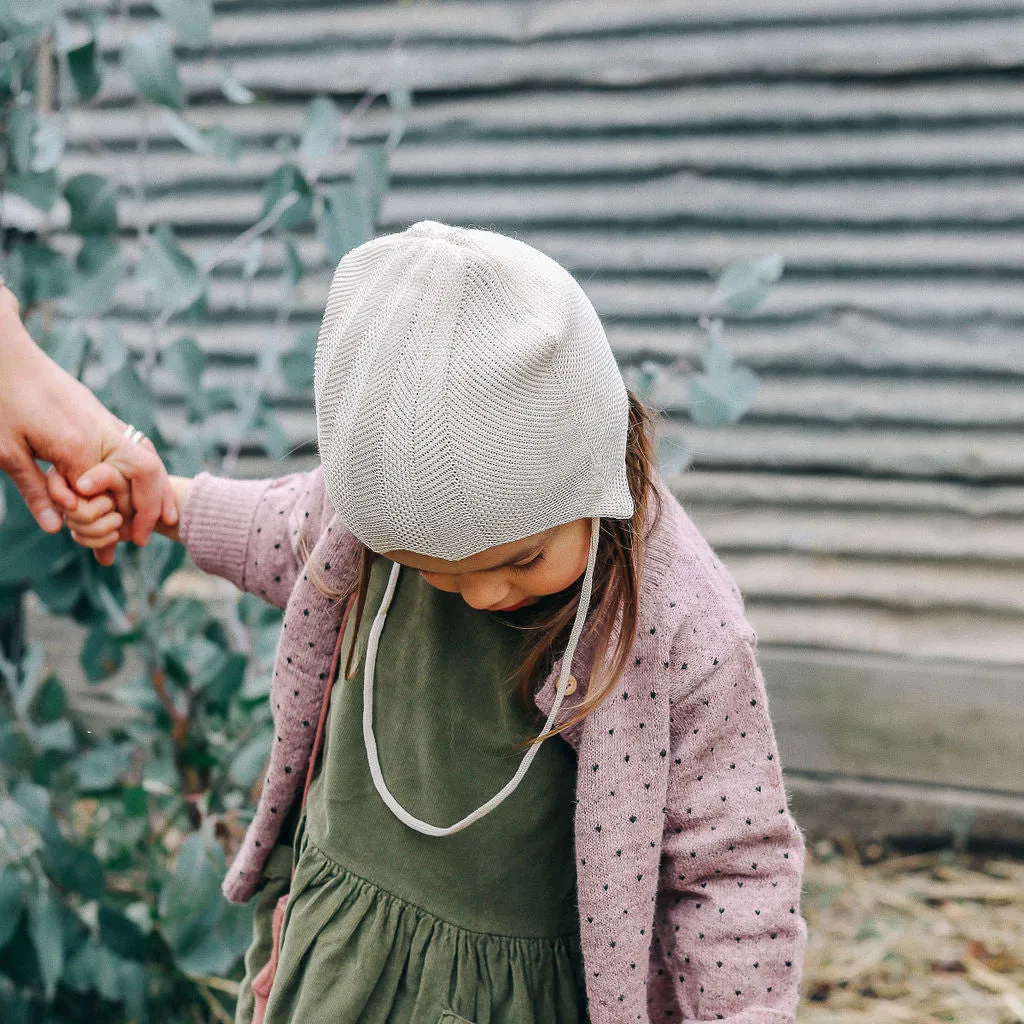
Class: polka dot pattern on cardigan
179,466,808,1023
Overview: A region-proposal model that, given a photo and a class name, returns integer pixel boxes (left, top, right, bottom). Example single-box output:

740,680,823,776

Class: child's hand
46,464,131,562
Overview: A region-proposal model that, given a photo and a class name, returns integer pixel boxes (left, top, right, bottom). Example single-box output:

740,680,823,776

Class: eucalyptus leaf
701,319,732,378
623,359,662,404
298,96,340,163
123,24,184,110
280,329,316,391
227,730,272,787
354,143,389,222
386,85,412,150
203,123,242,163
29,116,63,173
173,897,253,977
688,363,759,427
27,889,63,1000
203,651,246,707
5,0,62,30
0,869,22,949
34,674,67,723
63,939,140,1004
240,237,263,280
95,321,128,374
32,719,75,753
64,173,118,235
283,238,302,291
135,224,204,314
711,254,784,317
10,643,45,720
72,743,135,791
159,830,254,974
204,385,238,412
31,554,85,615
43,839,104,899
96,363,161,441
260,163,312,229
655,433,691,476
153,0,212,47
161,335,205,387
45,320,89,375
0,477,69,586
219,66,255,104
261,410,292,461
163,110,241,163
158,831,223,950
18,242,71,303
98,905,146,961
75,234,118,275
7,169,60,213
318,180,372,263
62,246,123,317
0,795,43,862
80,624,124,682
7,106,35,173
67,39,102,101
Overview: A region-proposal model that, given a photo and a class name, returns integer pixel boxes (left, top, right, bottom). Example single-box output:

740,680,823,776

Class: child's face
382,519,593,612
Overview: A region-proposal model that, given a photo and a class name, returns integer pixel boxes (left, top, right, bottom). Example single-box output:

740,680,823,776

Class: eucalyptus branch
195,190,301,277
219,275,296,479
135,104,150,243
337,35,406,152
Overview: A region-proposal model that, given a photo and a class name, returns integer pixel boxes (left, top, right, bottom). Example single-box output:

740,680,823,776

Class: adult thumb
5,450,63,532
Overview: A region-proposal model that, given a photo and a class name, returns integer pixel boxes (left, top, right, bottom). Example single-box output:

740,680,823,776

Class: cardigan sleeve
179,464,340,609
654,633,808,1023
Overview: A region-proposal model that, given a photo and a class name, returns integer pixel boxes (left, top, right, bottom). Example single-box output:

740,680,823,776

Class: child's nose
459,579,509,611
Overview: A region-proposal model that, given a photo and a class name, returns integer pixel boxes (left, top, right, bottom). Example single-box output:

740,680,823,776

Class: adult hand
0,283,178,564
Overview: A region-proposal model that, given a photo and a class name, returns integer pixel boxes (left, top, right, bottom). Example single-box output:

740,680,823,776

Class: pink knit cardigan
180,464,807,1023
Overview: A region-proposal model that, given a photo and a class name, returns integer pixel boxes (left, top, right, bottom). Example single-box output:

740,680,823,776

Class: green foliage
64,174,118,236
622,257,781,464
0,2,778,1019
688,319,760,427
0,1,407,1019
123,24,184,110
712,254,784,317
67,40,102,102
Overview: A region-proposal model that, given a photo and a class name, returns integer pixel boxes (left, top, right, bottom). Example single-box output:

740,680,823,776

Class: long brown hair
298,389,665,744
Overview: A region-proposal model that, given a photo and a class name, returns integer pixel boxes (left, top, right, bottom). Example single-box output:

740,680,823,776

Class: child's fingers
64,492,116,526
67,510,123,539
75,463,128,496
45,466,79,511
76,464,132,523
70,526,122,550
93,543,117,567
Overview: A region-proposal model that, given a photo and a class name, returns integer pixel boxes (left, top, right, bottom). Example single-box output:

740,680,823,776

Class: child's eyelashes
508,550,546,574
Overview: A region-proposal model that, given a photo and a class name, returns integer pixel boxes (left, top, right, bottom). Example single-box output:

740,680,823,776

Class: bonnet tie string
361,516,600,837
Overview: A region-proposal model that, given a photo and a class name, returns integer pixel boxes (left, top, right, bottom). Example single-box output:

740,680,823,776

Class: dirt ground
798,836,1024,1023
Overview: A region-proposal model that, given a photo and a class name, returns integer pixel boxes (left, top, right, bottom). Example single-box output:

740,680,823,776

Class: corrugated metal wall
49,0,1024,808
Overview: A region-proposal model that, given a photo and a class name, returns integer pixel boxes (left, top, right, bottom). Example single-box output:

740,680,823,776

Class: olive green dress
236,555,589,1024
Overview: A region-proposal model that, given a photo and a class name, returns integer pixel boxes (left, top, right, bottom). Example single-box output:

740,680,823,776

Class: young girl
55,220,807,1023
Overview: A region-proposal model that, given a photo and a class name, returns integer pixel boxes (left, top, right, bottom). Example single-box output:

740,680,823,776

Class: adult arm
0,285,176,560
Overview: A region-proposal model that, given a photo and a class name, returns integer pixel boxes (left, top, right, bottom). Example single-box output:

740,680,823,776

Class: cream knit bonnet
314,219,635,836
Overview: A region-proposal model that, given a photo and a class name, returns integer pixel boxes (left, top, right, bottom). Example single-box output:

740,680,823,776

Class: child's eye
509,550,545,574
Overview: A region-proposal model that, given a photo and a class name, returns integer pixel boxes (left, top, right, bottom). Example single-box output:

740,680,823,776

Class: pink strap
251,894,289,1024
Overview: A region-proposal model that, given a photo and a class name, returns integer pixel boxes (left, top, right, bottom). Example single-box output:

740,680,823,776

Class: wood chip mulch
799,836,1024,1023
